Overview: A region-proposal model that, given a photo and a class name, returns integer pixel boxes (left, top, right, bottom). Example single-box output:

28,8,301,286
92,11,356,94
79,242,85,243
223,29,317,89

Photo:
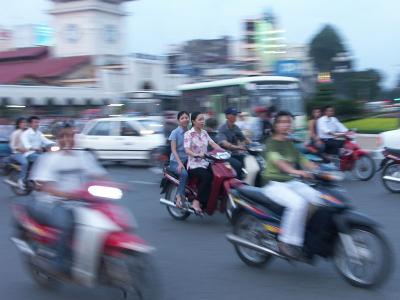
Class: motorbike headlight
88,186,123,200
50,145,60,152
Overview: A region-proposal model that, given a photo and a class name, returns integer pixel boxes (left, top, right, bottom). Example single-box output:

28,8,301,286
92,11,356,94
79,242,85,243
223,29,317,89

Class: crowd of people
1,105,350,272
165,105,349,259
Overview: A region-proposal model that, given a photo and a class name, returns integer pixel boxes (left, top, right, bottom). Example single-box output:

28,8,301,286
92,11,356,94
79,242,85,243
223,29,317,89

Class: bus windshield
252,89,304,116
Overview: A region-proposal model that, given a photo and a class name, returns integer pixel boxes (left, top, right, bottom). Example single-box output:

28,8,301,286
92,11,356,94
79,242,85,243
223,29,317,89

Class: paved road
0,165,399,300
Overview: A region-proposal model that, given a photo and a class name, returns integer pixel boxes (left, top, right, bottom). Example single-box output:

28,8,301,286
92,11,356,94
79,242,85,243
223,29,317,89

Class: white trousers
262,180,321,246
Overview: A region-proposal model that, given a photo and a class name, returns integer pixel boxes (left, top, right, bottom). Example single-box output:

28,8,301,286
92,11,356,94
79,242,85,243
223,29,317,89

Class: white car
76,117,165,162
378,128,400,150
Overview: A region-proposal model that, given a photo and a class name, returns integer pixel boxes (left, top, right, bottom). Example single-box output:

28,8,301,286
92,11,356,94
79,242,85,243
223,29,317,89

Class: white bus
178,76,306,133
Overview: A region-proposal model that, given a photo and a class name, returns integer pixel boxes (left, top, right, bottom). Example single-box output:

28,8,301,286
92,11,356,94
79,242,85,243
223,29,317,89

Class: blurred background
0,0,398,129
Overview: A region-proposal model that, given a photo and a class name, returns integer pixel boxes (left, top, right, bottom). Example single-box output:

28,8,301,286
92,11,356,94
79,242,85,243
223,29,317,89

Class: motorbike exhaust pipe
382,176,400,183
11,237,35,256
3,179,18,188
226,233,284,258
159,198,196,214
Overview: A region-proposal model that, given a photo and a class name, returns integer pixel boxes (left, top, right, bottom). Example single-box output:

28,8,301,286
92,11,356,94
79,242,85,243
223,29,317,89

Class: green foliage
313,83,335,102
334,99,362,118
349,69,383,100
344,118,398,134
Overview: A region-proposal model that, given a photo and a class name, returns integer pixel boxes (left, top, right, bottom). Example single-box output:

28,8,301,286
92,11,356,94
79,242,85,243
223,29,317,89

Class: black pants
188,167,213,207
228,154,245,180
323,139,344,155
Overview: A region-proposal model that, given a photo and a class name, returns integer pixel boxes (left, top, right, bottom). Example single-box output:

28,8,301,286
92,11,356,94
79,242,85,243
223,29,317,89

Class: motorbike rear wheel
381,162,400,193
233,212,273,268
353,155,376,181
8,169,31,196
26,256,59,290
333,225,392,289
165,184,190,221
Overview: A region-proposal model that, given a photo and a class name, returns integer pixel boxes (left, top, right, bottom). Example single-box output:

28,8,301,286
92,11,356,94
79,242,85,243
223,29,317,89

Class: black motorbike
2,146,59,196
226,170,392,289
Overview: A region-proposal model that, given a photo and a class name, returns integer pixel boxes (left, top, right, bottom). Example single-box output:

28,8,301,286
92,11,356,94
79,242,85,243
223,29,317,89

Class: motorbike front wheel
125,253,161,300
352,154,376,181
233,213,273,268
165,184,190,221
333,225,392,289
381,162,400,193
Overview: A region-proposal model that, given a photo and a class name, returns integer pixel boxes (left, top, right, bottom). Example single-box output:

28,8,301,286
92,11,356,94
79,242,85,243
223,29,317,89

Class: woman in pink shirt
184,112,223,213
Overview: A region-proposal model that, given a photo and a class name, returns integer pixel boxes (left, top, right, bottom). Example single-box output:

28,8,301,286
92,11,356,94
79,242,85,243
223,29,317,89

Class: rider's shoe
278,242,306,261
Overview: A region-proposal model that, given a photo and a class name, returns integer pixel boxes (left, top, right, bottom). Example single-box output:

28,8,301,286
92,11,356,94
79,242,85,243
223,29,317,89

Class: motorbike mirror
213,152,231,160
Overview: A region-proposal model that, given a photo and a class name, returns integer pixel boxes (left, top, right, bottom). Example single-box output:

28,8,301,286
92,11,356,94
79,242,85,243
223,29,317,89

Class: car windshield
137,119,164,134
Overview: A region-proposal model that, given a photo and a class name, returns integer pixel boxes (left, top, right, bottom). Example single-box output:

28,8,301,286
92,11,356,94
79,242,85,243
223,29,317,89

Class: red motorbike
11,181,159,299
159,151,242,221
305,131,376,181
380,147,400,193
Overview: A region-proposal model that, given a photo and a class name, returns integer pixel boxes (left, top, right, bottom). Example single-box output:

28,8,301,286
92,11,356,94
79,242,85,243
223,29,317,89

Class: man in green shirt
261,111,320,260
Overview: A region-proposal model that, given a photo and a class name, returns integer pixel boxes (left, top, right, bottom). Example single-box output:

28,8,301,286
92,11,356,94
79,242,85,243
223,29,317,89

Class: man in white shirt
20,116,54,176
29,122,107,274
317,105,348,155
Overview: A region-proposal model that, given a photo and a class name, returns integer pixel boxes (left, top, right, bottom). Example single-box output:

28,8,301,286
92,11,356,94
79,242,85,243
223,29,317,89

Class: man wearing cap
217,107,250,179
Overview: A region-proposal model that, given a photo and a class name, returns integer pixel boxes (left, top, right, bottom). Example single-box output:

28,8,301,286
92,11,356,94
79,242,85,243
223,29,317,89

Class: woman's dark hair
271,110,294,134
177,111,189,120
190,111,202,123
15,117,26,129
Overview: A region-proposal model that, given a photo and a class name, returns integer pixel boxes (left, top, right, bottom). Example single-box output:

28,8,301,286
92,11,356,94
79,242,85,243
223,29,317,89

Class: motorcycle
2,145,60,196
11,180,159,299
242,142,266,188
226,170,392,288
159,151,242,221
380,147,400,193
303,132,376,181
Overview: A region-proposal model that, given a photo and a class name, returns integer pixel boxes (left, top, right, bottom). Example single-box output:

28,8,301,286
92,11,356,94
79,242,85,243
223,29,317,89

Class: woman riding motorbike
7,118,28,189
261,111,320,260
167,111,190,208
183,112,223,214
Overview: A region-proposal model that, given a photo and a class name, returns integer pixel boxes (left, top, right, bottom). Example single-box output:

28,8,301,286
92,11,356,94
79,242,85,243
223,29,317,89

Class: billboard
274,60,302,77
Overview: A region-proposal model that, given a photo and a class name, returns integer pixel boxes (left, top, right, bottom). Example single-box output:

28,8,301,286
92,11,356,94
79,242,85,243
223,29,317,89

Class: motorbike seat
236,186,284,216
386,148,400,157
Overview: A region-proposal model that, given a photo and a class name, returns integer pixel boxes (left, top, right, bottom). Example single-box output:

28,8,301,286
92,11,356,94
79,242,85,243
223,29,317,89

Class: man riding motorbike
21,116,54,169
261,111,320,260
317,105,348,156
217,107,250,180
29,122,107,274
251,106,273,144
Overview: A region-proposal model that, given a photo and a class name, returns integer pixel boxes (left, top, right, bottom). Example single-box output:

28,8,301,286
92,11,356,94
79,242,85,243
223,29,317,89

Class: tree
349,69,382,100
309,25,348,72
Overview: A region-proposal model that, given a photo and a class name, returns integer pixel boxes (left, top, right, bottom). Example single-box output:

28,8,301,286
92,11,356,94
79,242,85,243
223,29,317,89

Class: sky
1,0,399,88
